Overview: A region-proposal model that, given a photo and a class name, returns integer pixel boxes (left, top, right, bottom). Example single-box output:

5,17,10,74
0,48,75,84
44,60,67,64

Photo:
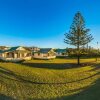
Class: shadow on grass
57,78,100,100
21,63,76,69
28,78,100,100
19,62,94,70
0,94,15,100
0,65,99,85
90,63,100,71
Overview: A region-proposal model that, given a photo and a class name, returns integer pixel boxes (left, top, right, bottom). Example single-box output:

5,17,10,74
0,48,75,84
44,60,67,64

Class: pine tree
64,12,93,65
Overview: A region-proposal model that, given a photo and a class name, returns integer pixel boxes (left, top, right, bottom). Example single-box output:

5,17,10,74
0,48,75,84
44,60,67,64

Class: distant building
33,48,56,59
27,46,40,52
55,49,68,56
0,46,32,62
0,46,10,50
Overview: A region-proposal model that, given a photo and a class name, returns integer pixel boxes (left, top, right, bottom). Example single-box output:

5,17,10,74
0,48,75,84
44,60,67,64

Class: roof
3,46,20,53
0,46,30,53
39,48,52,53
0,50,3,53
55,49,66,53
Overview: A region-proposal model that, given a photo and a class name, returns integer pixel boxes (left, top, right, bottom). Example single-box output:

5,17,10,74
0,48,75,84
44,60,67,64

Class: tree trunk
77,54,80,65
77,45,80,65
77,28,80,65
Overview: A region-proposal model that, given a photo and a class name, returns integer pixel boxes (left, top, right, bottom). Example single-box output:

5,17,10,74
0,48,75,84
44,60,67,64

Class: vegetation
67,48,100,58
0,58,99,100
64,12,93,65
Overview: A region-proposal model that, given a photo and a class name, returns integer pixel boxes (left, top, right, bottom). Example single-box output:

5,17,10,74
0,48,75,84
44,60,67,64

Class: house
33,48,56,59
28,46,40,52
0,46,32,62
55,49,68,56
0,46,9,50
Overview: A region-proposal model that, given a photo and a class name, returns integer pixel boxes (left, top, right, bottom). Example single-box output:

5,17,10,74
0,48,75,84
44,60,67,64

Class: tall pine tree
64,12,93,65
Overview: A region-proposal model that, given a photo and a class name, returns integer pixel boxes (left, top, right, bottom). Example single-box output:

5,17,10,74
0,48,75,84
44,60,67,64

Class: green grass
0,58,100,100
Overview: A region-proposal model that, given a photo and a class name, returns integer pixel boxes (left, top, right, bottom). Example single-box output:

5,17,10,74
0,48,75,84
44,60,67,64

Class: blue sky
0,0,100,48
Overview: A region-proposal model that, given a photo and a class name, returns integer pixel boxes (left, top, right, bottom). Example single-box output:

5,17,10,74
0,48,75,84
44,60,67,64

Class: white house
33,48,56,59
0,46,32,62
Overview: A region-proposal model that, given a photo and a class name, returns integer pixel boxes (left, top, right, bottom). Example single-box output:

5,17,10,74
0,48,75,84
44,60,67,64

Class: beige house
0,46,32,62
33,48,56,59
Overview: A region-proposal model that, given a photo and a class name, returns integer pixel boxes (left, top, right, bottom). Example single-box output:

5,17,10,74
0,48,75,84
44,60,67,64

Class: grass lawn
0,58,100,100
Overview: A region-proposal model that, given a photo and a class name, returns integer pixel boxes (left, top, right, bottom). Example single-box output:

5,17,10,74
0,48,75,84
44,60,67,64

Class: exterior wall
33,52,56,58
23,56,32,60
24,53,28,57
49,52,56,56
16,53,31,58
42,54,48,57
33,52,56,59
0,52,31,59
34,53,44,57
4,53,14,58
56,52,68,56
14,53,17,58
34,53,39,57
2,53,7,58
2,53,6,58
0,54,2,57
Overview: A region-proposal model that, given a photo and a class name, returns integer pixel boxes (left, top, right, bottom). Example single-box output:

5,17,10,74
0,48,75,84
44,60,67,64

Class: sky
0,0,100,48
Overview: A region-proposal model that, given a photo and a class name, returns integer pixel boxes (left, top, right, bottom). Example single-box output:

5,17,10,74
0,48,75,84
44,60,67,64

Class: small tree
64,12,93,65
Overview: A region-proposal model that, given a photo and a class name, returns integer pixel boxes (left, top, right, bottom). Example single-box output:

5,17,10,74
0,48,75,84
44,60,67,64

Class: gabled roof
0,46,30,53
3,46,20,53
39,48,53,53
55,49,66,53
0,50,3,53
